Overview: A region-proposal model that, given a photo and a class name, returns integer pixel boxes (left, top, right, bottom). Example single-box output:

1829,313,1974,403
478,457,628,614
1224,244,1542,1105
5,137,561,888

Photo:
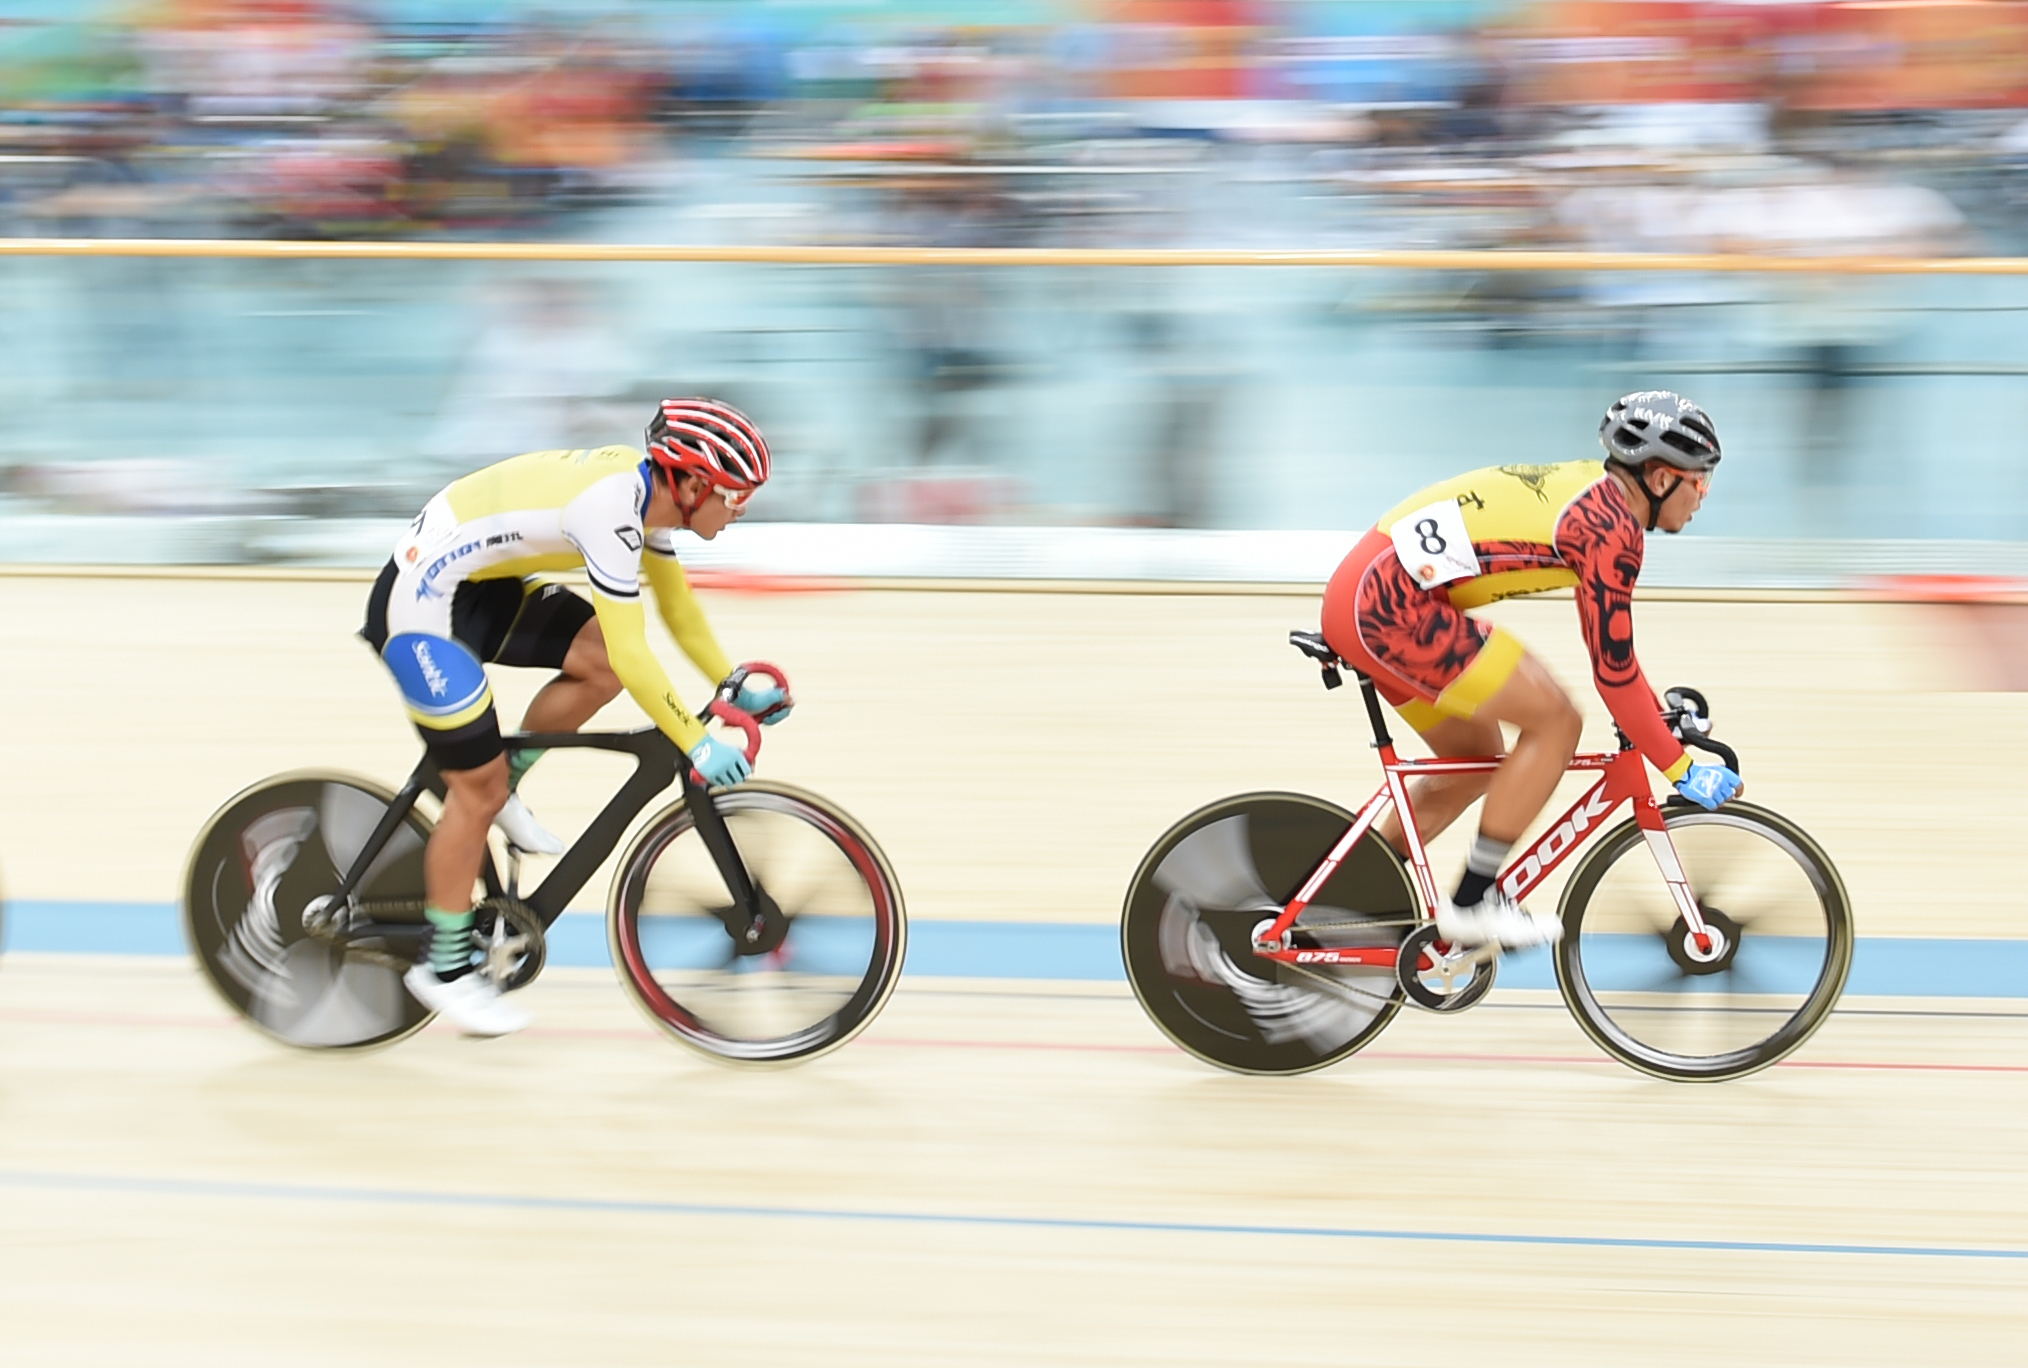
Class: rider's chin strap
1645,472,1681,532
663,464,709,529
1618,460,1681,533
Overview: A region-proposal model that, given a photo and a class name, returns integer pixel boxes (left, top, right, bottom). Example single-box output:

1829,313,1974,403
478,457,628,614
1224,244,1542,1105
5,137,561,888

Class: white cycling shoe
1436,890,1564,950
403,964,531,1037
494,792,564,855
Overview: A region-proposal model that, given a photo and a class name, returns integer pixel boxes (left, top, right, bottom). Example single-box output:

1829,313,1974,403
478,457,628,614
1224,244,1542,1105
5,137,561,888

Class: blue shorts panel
382,632,490,723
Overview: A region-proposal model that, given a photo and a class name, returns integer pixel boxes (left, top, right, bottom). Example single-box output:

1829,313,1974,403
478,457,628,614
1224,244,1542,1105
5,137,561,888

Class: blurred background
2,0,2027,575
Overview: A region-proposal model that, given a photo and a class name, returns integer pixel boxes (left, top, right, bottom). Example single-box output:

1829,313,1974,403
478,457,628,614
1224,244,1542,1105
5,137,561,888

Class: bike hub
726,886,791,957
1667,906,1742,976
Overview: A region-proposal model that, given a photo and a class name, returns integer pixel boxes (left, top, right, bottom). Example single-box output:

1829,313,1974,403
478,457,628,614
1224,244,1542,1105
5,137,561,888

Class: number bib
1389,497,1481,588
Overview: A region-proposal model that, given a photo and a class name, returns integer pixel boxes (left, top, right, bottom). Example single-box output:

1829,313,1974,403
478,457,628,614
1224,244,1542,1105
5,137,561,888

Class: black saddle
1288,630,1355,689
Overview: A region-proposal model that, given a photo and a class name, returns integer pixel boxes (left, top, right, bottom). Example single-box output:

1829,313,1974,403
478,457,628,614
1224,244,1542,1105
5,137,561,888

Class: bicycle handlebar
1680,733,1741,775
694,661,796,771
699,701,763,764
1661,685,1741,775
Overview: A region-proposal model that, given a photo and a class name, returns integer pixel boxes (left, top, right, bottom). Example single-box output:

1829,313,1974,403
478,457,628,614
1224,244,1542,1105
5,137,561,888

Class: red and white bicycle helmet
645,398,771,494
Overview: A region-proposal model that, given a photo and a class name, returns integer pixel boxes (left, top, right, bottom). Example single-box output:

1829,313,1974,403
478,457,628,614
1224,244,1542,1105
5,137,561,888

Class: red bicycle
1121,632,1853,1081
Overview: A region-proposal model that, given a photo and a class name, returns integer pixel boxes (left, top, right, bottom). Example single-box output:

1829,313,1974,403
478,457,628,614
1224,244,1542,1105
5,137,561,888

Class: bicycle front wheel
608,781,906,1066
1122,792,1414,1076
1556,800,1853,1081
182,772,435,1050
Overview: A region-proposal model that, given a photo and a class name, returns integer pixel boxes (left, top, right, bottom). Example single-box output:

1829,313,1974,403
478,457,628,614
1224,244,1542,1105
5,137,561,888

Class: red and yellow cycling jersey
1322,460,1690,781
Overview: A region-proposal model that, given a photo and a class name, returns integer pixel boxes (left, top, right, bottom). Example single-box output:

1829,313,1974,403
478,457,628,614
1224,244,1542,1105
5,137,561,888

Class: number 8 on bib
1389,497,1480,587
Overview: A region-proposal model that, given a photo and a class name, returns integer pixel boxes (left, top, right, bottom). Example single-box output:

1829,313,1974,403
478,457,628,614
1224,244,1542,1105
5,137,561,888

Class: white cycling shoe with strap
403,964,531,1037
493,792,564,855
1436,889,1564,950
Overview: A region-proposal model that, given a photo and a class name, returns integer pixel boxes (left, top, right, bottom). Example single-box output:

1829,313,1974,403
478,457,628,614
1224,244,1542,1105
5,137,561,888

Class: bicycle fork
1631,793,1721,959
682,779,784,955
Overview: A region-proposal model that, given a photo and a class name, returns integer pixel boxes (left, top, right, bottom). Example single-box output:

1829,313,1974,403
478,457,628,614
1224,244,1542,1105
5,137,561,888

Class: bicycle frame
1248,673,1714,971
324,727,746,931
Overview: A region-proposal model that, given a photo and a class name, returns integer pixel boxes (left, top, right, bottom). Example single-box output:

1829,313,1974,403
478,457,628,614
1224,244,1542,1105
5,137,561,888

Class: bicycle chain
1277,959,1401,1009
299,895,536,977
1282,915,1420,934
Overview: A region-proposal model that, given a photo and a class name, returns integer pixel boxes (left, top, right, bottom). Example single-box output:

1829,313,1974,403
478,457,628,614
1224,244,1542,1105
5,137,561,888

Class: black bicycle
182,664,906,1064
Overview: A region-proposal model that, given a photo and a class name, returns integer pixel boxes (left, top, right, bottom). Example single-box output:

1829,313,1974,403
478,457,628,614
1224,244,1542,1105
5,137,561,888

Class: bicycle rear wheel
608,781,906,1066
182,773,435,1050
1121,792,1414,1076
1556,800,1853,1081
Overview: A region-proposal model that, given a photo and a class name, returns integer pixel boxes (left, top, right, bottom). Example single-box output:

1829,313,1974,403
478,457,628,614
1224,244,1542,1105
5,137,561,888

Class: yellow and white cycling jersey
383,445,731,751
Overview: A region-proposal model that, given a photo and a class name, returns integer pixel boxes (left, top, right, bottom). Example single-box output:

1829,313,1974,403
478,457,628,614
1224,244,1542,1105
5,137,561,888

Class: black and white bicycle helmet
1598,391,1721,472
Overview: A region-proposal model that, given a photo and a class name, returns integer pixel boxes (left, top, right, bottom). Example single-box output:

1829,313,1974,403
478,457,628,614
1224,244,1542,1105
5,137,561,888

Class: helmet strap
1643,468,1683,532
668,468,712,529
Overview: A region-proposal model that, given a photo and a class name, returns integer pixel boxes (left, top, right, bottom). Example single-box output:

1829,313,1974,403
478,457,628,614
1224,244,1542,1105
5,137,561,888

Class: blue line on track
10,901,2028,995
0,1170,2021,1260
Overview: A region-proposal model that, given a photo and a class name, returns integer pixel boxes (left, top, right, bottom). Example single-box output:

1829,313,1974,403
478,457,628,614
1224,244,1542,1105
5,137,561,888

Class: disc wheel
182,773,436,1050
1555,800,1853,1081
608,781,906,1066
1121,792,1416,1075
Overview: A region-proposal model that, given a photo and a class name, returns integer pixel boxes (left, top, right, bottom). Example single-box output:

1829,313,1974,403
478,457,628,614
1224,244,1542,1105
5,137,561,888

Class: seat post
1356,672,1394,750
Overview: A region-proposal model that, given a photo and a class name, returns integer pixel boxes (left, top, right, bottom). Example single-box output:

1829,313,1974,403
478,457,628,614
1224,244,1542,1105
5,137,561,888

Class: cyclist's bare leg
425,757,509,912
1471,653,1583,844
519,618,622,734
412,755,528,1032
1426,653,1579,944
1376,713,1501,857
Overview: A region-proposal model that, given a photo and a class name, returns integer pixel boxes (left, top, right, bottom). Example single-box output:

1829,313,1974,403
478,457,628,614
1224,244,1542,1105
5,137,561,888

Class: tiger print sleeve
1554,481,1691,782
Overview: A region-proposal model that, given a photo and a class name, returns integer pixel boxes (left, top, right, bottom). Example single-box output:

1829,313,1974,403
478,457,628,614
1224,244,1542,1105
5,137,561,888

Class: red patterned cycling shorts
1319,528,1524,733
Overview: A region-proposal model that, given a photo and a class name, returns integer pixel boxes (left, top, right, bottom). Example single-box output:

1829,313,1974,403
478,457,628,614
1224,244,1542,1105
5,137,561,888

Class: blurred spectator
422,275,629,480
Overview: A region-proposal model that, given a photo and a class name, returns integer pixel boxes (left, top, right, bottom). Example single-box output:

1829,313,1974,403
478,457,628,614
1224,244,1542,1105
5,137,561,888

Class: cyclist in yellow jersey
360,399,785,1035
1319,391,1742,950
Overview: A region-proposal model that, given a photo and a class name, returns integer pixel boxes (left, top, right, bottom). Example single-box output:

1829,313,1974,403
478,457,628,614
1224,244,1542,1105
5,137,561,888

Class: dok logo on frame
1500,787,1612,899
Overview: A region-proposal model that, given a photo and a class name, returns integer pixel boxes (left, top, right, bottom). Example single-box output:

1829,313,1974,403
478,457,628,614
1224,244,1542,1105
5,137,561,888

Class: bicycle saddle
1287,630,1339,664
1288,630,1352,690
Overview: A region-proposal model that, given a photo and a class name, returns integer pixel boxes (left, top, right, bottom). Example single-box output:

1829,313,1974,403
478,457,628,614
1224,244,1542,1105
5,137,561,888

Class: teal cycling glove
733,682,792,725
687,734,753,788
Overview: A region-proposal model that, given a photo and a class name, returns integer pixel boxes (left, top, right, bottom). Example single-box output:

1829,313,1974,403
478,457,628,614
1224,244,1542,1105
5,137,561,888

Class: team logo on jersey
1498,464,1560,501
404,546,419,564
411,639,451,698
614,526,643,551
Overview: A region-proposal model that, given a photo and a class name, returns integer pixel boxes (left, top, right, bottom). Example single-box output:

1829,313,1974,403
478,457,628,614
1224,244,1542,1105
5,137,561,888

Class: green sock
424,906,476,979
506,747,546,791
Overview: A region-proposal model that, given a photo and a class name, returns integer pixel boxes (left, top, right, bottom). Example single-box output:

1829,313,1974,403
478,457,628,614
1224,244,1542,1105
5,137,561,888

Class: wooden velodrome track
1,571,2025,1366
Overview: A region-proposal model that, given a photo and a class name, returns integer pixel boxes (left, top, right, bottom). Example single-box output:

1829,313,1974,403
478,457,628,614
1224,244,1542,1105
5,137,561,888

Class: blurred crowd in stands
8,1,2028,551
2,0,2027,251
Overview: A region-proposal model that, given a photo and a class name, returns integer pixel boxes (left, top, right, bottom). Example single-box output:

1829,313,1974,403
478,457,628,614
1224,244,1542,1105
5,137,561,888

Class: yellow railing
1,237,2026,274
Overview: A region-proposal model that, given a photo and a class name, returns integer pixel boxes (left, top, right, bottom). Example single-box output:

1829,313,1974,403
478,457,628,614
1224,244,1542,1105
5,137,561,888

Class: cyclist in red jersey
1319,391,1742,950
